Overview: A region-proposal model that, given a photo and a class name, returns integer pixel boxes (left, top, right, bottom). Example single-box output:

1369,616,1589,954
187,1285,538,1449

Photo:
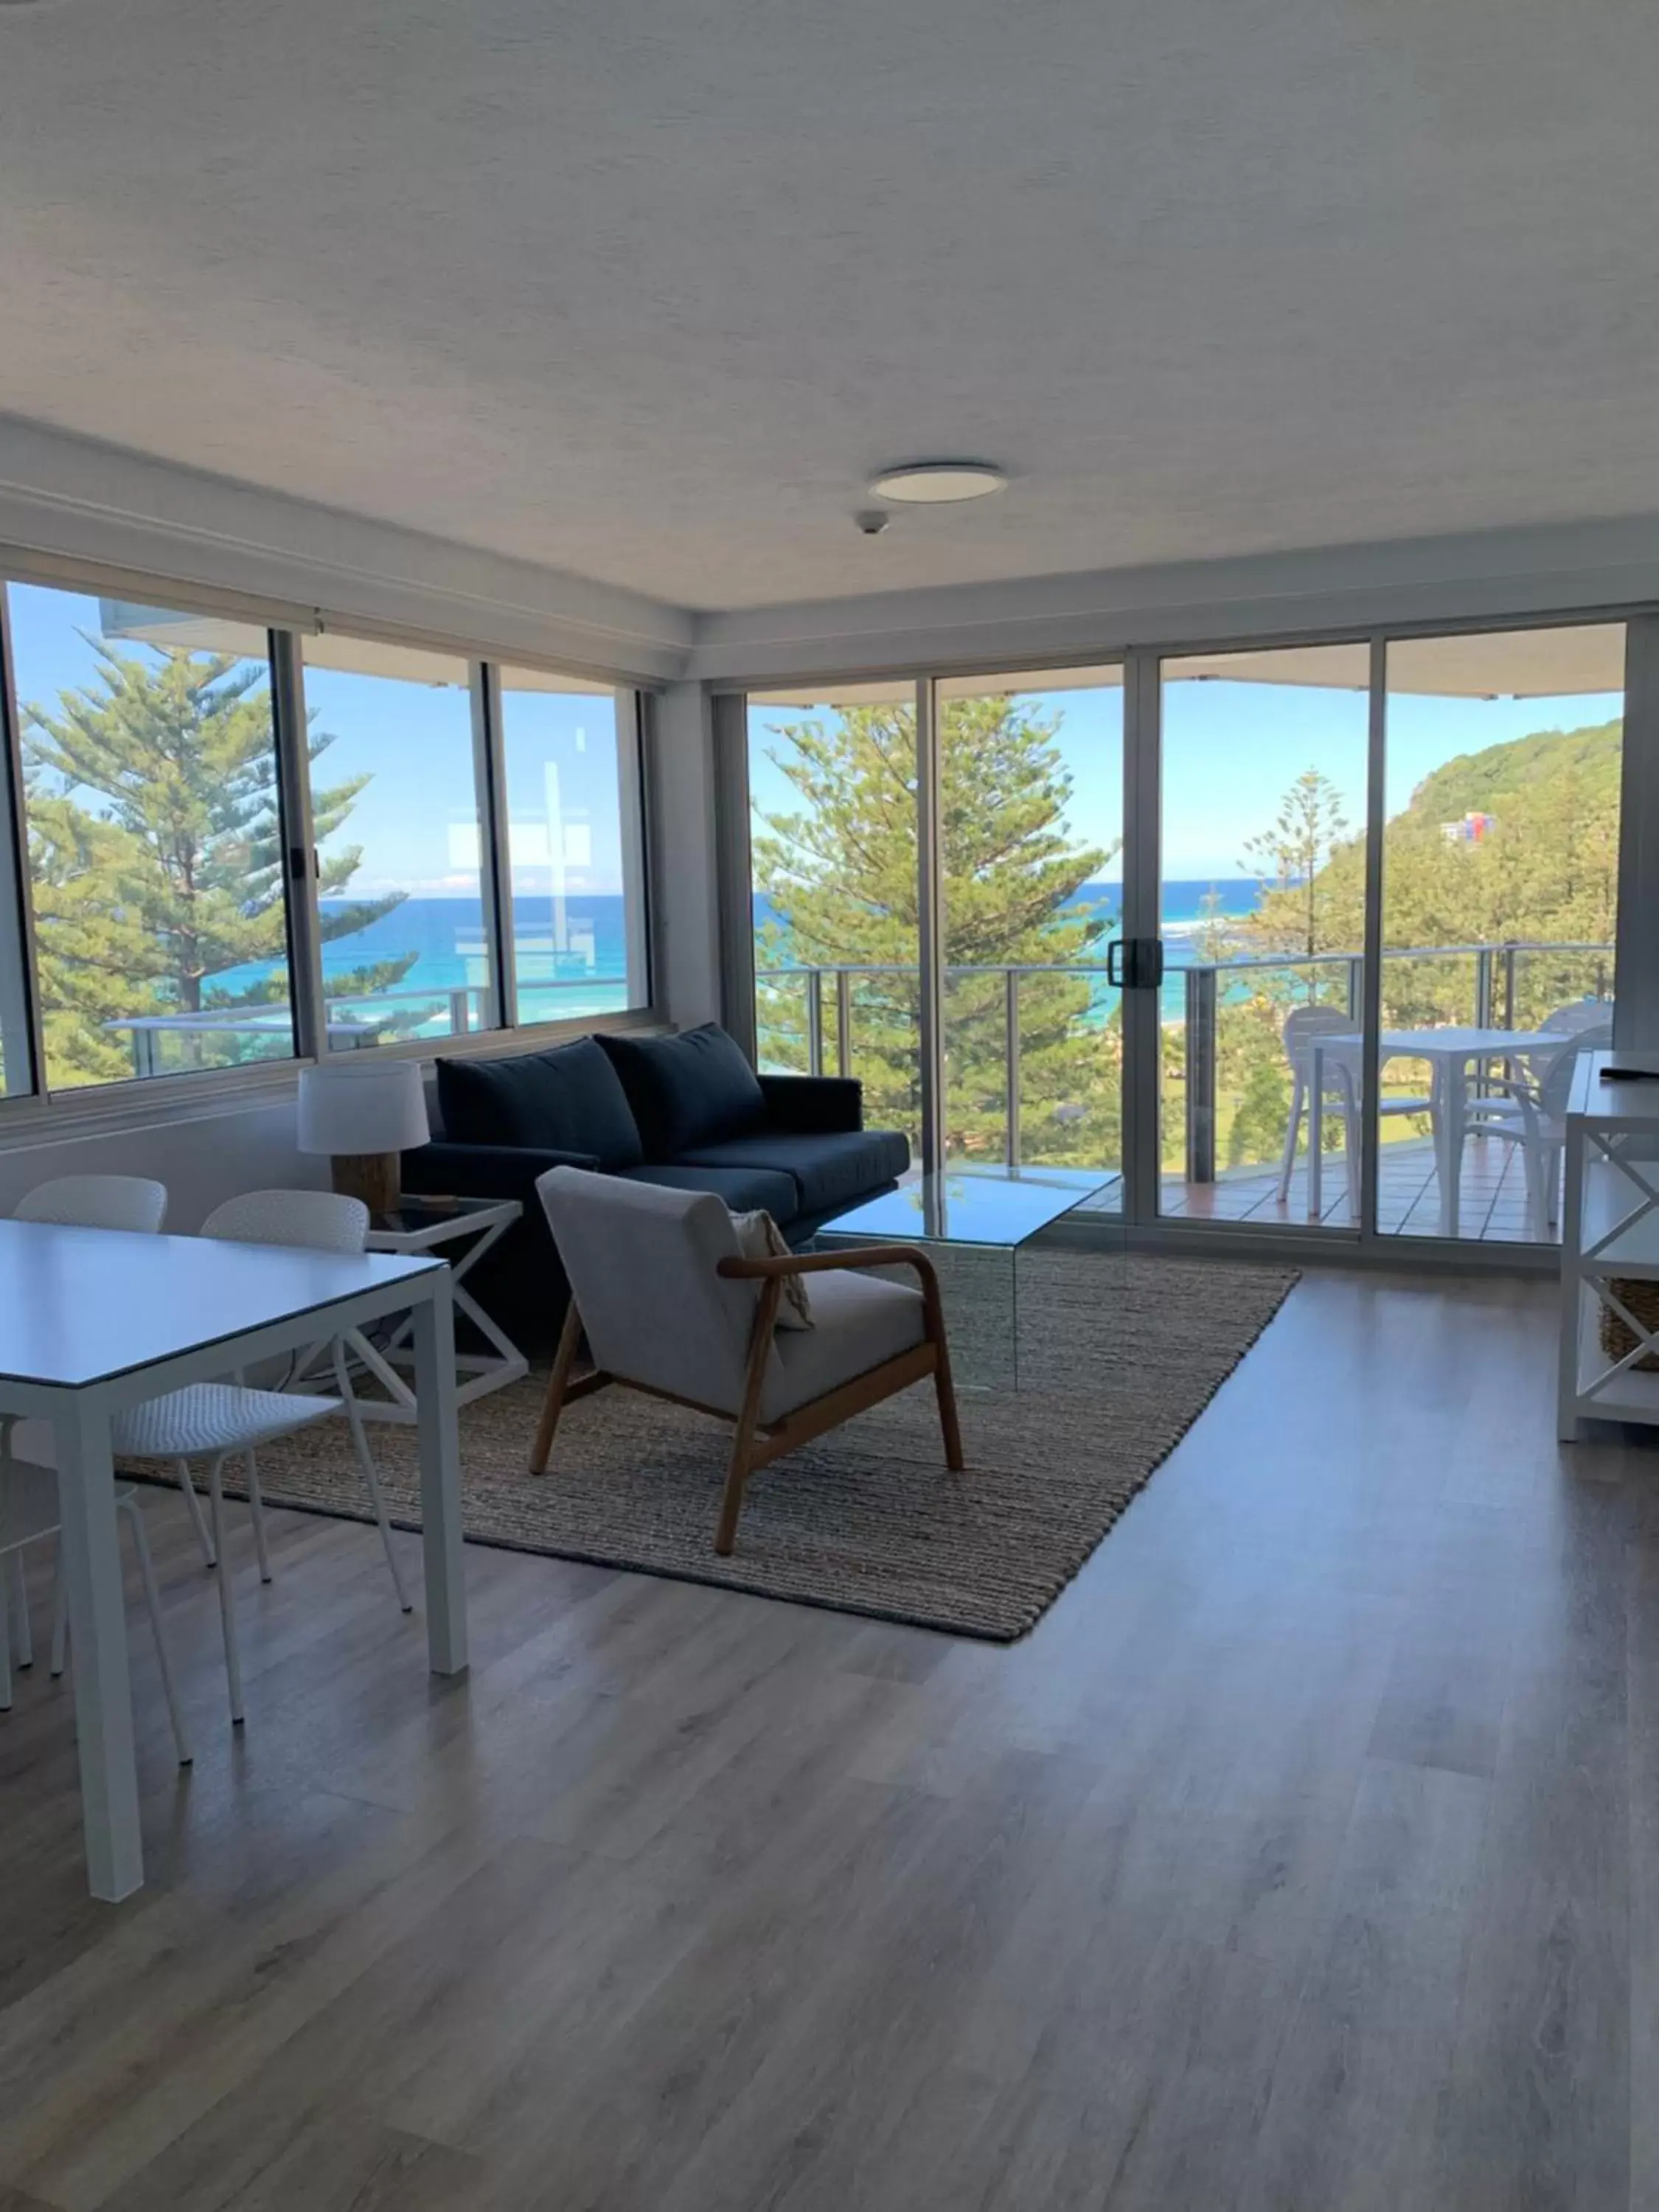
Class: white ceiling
1,0,1655,614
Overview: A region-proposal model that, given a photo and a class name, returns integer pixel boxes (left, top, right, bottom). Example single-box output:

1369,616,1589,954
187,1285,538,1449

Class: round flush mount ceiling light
869,462,1007,504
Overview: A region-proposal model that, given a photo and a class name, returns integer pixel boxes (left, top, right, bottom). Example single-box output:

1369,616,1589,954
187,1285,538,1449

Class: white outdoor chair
1468,1020,1612,1239
532,1168,962,1557
1276,1005,1433,1220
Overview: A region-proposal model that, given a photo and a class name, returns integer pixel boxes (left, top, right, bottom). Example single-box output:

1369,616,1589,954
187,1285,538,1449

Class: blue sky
750,674,1624,883
7,585,629,899
9,585,1620,897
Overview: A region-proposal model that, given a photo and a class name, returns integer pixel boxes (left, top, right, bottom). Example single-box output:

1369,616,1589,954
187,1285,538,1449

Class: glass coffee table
815,1167,1114,1389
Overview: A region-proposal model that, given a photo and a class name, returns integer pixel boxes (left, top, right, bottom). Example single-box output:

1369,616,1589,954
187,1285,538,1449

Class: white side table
349,1196,529,1422
1557,1051,1659,1438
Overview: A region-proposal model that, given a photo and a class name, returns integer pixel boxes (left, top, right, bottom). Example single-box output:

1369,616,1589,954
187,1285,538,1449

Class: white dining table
1310,1026,1568,1236
0,1220,468,1902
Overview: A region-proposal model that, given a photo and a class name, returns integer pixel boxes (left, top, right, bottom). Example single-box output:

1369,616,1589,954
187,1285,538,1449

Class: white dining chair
1,1174,173,1709
13,1175,168,1234
17,1189,411,1730
196,1190,411,1615
0,1453,191,1763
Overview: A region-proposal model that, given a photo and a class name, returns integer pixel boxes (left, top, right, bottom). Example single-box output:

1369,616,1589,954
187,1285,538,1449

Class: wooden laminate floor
0,1272,1653,2211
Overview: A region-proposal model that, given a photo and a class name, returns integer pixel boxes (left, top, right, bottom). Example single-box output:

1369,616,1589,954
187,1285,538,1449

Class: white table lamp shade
297,1060,430,1157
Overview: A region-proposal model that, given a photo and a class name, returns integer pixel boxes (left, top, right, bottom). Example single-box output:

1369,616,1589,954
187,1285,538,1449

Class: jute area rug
135,1251,1297,1643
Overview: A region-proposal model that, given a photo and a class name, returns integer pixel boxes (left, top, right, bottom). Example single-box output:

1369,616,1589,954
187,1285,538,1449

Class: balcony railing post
1475,948,1493,1031
448,987,471,1037
1346,954,1361,1023
835,968,852,1079
1005,967,1020,1167
1503,944,1517,1027
1186,966,1217,1185
806,968,824,1077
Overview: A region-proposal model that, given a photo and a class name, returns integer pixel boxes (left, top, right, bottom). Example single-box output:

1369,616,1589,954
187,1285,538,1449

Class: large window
9,587,293,1092
499,669,648,1022
0,577,656,1109
300,638,493,1051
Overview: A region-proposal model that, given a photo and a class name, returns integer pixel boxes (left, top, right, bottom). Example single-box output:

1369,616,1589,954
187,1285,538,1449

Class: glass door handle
1108,938,1164,989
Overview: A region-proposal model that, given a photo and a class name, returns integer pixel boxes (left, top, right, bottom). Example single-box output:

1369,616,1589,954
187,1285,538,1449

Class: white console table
1557,1051,1659,1438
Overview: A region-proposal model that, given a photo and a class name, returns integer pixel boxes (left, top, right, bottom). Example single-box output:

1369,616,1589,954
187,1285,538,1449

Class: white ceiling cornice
0,417,695,686
688,515,1659,686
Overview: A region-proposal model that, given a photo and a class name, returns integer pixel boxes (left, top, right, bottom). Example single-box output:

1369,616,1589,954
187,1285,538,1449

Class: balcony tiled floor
1066,1134,1543,1245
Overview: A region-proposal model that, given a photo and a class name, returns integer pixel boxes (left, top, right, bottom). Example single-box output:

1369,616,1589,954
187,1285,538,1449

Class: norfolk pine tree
24,640,418,1085
752,693,1121,1166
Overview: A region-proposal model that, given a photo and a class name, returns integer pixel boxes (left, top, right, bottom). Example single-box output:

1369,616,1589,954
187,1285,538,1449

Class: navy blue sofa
400,1024,908,1341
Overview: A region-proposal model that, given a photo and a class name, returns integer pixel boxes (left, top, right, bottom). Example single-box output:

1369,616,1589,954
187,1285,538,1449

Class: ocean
754,879,1273,1023
218,893,636,1026
215,880,1273,1031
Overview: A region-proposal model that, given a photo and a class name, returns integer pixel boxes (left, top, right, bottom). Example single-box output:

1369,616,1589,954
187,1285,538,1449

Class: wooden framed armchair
531,1166,962,1554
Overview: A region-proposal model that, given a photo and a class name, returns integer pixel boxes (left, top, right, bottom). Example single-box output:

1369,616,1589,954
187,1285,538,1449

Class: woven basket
1600,1279,1659,1372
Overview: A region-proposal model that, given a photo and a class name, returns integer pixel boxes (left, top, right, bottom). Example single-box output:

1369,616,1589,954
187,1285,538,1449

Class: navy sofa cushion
616,1161,804,1220
434,1038,644,1169
597,1024,767,1157
675,1128,911,1217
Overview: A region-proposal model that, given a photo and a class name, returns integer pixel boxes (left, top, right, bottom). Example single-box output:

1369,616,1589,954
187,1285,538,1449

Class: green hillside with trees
1198,716,1620,1171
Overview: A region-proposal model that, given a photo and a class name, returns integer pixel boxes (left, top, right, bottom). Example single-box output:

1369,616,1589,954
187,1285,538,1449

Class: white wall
0,1090,325,1231
650,682,723,1029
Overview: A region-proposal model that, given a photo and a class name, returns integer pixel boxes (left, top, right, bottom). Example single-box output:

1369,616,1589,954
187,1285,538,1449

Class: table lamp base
330,1152,400,1217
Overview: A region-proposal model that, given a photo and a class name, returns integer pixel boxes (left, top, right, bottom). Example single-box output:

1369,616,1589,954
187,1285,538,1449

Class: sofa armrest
757,1073,864,1133
401,1139,602,1203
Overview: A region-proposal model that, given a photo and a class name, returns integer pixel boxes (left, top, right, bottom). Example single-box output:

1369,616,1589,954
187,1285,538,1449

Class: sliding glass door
740,616,1634,1256
1157,644,1371,1231
936,667,1124,1209
746,680,924,1159
1377,625,1624,1245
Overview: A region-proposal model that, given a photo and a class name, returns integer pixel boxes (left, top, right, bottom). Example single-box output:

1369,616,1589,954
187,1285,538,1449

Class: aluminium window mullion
1122,648,1162,1228
619,688,653,1013
1358,636,1388,1246
0,583,46,1097
271,629,327,1063
472,662,513,1030
1614,619,1658,1051
916,678,945,1184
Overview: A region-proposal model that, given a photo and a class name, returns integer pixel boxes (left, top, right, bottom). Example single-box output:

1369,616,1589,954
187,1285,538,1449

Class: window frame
493,667,654,1029
0,569,662,1127
3,585,299,1099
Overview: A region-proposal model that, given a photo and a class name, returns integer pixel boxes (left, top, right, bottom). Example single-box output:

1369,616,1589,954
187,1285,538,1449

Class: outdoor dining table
0,1219,468,1901
1309,1026,1569,1236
